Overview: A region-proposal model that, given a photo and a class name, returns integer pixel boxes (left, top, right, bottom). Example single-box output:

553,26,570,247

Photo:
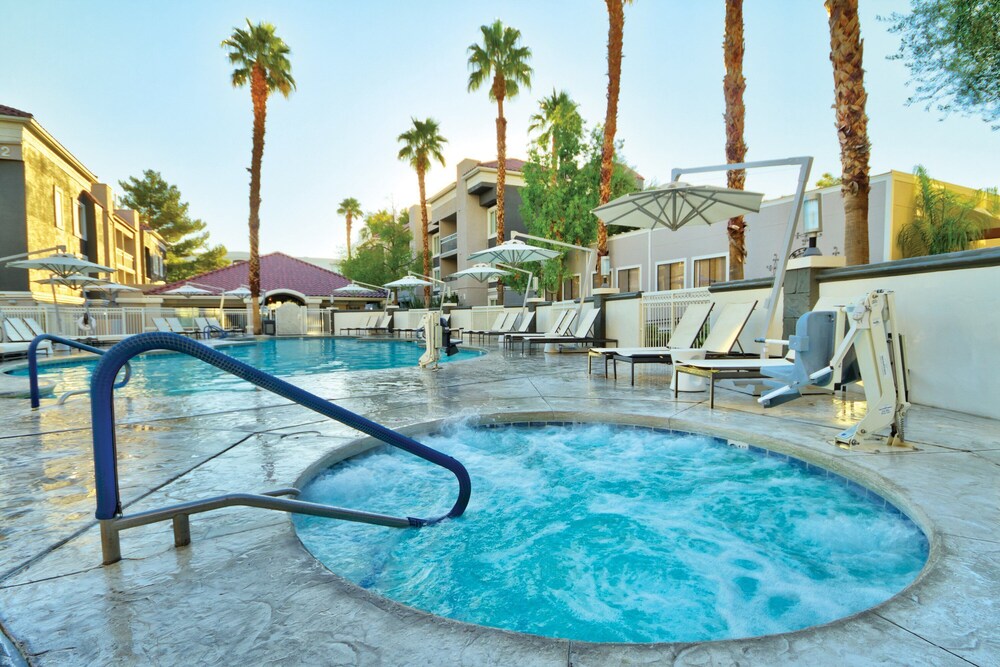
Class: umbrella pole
49,281,62,335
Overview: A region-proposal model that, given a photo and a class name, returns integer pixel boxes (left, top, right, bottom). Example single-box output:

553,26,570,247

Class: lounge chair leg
710,378,715,409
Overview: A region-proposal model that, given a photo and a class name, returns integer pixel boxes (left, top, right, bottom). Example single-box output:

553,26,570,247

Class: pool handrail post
27,333,131,409
90,332,472,565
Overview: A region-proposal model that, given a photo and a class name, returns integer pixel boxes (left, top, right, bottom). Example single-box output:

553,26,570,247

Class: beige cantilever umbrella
592,182,765,231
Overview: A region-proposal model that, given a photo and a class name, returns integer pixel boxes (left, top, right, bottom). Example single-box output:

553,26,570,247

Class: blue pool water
295,422,928,643
11,337,482,397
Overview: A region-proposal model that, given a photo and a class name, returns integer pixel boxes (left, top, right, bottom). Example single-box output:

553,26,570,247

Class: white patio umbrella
162,283,214,296
332,283,382,295
467,238,561,264
9,254,114,327
591,182,765,231
6,253,114,278
384,275,433,288
448,263,511,281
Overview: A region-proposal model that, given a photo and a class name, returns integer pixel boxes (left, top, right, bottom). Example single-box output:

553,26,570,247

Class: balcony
440,233,458,256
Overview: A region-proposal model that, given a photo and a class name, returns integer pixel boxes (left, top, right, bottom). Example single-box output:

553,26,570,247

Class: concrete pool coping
0,345,995,665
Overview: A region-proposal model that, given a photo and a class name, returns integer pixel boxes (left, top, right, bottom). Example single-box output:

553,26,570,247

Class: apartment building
0,104,166,304
589,170,1000,293
408,158,528,306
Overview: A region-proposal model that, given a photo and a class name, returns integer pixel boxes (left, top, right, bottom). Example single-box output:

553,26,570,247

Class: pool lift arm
758,290,910,450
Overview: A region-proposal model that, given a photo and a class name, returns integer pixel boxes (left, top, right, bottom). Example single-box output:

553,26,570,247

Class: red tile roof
151,252,384,298
0,104,32,119
477,158,526,172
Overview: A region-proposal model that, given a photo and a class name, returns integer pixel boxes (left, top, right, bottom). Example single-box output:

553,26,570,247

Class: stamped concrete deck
0,341,997,666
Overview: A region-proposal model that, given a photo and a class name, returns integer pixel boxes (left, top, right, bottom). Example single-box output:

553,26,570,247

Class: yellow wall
886,170,996,260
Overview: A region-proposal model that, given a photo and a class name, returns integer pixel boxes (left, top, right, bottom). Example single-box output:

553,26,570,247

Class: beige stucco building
408,158,529,306
0,104,167,305
587,170,1000,294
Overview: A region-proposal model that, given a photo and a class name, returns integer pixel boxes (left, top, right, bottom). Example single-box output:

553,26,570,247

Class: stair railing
27,334,131,409
90,332,471,565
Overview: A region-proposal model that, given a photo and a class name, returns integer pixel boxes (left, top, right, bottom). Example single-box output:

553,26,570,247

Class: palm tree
397,118,447,304
724,0,748,280
468,20,533,303
826,0,871,266
337,197,363,259
528,89,579,183
222,20,295,335
898,165,998,257
598,0,632,286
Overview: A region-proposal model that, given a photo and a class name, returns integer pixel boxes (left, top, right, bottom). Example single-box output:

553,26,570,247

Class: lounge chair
479,312,524,344
588,302,714,379
504,309,574,350
523,309,618,353
340,314,376,336
364,314,393,335
166,317,198,336
675,308,840,408
607,301,757,385
208,316,245,335
464,311,513,343
152,317,173,333
1,317,52,357
195,316,227,338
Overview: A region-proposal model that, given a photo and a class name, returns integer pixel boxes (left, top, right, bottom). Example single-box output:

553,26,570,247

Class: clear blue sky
4,0,998,258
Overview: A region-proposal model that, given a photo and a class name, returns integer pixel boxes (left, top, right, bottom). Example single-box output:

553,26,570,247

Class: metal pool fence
639,288,712,347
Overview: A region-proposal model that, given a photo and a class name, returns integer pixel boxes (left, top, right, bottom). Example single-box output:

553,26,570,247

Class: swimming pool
10,337,483,397
295,422,928,643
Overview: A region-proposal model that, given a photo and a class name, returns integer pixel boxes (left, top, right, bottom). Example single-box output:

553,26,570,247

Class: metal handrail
90,332,472,564
28,334,131,409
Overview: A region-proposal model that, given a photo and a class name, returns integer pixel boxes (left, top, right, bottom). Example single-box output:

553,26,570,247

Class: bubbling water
295,423,927,643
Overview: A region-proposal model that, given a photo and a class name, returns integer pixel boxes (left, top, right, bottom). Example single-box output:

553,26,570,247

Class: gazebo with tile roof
150,252,386,308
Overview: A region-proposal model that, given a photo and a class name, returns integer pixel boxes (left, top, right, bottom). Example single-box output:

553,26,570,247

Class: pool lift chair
419,311,460,370
758,289,910,451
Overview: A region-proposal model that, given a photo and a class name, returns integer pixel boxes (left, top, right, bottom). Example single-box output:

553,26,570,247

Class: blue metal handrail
202,325,228,339
28,334,131,409
90,332,471,563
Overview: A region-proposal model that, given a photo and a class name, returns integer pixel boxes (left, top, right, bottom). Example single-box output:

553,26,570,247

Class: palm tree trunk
418,165,431,305
724,0,748,280
346,213,352,259
598,0,625,281
828,0,871,266
249,64,268,335
495,94,507,304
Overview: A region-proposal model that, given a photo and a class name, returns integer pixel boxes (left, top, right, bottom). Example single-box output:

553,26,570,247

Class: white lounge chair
505,309,576,349
522,309,618,353
588,302,714,378
607,301,757,385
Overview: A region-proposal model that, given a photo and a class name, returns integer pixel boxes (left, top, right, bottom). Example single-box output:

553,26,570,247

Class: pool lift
757,289,911,451
404,272,459,370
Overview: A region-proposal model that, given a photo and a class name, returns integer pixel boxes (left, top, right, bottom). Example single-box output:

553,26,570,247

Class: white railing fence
640,288,712,347
305,309,333,335
468,305,506,331
0,305,260,339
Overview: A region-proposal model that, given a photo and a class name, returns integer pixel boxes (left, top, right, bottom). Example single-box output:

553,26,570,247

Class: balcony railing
440,233,458,255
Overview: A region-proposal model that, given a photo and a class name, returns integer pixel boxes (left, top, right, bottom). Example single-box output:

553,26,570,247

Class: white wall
819,265,1000,419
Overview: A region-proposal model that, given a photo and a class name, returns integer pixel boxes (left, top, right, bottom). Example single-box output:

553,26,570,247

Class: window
693,256,727,287
487,206,497,238
616,267,640,292
432,266,440,282
656,261,685,291
432,234,441,256
592,272,605,289
53,187,63,229
76,200,88,240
